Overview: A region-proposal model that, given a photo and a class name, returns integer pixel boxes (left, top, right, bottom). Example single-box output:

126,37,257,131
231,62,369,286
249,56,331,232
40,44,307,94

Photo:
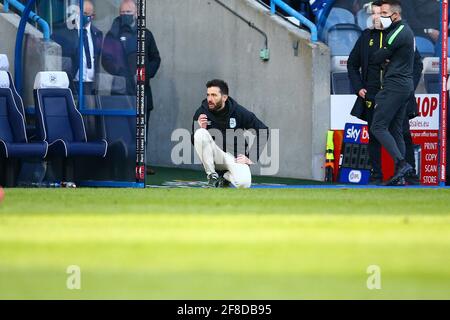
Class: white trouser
194,128,252,188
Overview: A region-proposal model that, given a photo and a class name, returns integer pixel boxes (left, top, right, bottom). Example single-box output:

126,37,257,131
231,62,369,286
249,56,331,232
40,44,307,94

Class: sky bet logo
344,123,369,145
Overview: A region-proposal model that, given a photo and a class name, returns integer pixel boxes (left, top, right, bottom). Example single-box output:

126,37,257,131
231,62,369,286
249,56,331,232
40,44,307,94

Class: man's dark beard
209,101,223,112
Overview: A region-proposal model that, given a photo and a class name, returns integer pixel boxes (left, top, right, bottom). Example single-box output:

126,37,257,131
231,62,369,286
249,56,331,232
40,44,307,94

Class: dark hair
372,0,383,7
206,79,229,95
382,0,402,13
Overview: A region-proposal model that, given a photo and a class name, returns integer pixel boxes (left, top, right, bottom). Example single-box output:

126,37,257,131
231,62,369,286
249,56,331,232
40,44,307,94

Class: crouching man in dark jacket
192,79,269,188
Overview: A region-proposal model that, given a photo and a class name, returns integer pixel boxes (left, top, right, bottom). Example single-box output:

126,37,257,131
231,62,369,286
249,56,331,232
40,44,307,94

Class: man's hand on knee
236,154,253,165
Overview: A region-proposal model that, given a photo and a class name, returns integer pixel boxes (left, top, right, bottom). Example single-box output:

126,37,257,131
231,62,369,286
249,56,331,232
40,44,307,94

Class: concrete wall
148,0,330,180
0,10,61,107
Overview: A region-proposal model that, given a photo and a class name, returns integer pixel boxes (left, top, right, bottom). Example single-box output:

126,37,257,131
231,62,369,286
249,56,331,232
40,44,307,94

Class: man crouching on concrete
192,79,269,188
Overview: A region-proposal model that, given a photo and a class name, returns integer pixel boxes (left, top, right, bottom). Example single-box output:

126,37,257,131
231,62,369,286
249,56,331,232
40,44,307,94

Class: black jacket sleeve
146,30,161,79
347,34,365,95
243,109,269,131
241,108,269,159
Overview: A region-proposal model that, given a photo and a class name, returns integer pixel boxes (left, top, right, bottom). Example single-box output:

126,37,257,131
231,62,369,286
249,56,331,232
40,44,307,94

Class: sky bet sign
339,123,371,185
343,123,370,144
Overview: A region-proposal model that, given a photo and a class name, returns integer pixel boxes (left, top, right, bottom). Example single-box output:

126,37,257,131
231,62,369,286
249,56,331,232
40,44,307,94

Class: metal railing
270,0,318,42
215,0,270,61
2,0,50,40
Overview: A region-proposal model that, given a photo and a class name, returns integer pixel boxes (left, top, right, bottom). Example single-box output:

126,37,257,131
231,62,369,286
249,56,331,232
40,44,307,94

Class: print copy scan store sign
410,95,440,185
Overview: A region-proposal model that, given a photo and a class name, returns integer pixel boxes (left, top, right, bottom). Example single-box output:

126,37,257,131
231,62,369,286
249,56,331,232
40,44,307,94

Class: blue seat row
0,54,107,186
330,56,443,95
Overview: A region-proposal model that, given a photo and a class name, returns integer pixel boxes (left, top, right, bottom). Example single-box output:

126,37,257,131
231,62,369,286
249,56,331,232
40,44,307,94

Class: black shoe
405,171,420,185
207,173,220,188
386,176,406,186
217,177,231,188
369,174,383,185
385,162,413,186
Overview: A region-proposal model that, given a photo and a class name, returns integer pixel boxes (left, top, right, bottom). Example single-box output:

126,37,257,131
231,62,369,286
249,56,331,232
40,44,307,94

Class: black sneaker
405,171,420,185
385,162,413,186
207,173,220,188
369,174,383,185
386,176,406,186
217,177,231,188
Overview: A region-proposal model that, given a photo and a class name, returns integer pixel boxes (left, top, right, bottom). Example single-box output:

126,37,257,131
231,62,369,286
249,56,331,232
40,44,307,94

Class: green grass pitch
1,188,450,299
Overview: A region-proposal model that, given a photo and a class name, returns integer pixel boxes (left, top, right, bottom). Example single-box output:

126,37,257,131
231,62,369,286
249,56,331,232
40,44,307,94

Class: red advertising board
331,94,440,185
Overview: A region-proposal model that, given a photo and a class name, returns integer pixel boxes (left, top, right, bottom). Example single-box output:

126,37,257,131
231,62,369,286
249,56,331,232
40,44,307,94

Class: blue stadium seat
434,36,450,57
327,23,362,56
330,56,354,94
97,95,136,180
321,7,355,40
415,36,436,58
33,72,107,180
355,8,370,30
422,57,443,94
325,7,355,27
0,71,48,186
424,74,440,94
0,54,25,117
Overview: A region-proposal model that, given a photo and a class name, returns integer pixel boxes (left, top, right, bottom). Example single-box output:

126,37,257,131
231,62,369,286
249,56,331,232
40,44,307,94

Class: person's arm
146,30,161,79
101,33,123,76
347,35,365,96
371,25,406,65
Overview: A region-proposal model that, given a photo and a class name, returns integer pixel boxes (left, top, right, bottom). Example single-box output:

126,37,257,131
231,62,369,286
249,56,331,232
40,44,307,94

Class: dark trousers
403,117,416,172
371,89,410,163
366,99,382,176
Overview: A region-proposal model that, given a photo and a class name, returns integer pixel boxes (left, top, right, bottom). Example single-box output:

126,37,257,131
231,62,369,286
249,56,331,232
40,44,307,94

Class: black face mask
120,14,135,28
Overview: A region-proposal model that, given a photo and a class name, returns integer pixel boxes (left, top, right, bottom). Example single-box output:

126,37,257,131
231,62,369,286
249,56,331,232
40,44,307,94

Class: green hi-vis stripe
388,25,404,45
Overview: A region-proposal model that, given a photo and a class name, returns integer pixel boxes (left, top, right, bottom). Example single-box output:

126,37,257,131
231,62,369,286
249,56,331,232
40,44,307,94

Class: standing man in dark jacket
192,79,269,188
51,0,103,96
348,0,423,184
348,0,385,183
102,0,161,174
370,0,416,185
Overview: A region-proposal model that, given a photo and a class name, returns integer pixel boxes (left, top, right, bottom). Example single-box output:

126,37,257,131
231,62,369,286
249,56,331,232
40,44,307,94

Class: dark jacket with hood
102,16,161,111
192,97,269,157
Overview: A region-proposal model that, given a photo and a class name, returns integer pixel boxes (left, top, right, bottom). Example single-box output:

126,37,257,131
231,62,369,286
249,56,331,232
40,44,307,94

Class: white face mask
380,15,393,29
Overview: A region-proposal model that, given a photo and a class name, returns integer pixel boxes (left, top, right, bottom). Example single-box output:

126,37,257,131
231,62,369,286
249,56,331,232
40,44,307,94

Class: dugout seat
422,57,448,94
0,71,48,186
321,7,355,40
434,37,450,57
326,23,362,56
355,8,371,30
33,71,108,180
0,54,26,118
330,56,354,94
415,37,437,58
